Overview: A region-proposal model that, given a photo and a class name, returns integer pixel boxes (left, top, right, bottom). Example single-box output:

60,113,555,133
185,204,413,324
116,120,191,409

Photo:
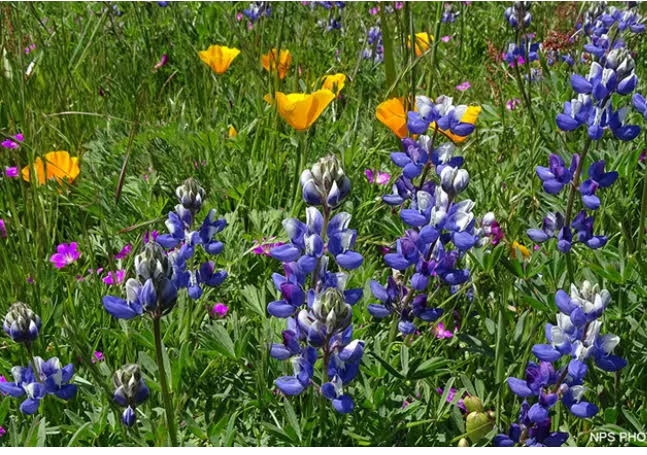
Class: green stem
153,316,178,447
291,131,311,216
636,154,647,253
564,137,592,227
405,1,415,108
425,3,443,96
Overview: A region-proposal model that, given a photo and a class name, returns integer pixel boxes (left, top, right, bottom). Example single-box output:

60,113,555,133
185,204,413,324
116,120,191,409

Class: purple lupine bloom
535,154,578,194
578,160,618,210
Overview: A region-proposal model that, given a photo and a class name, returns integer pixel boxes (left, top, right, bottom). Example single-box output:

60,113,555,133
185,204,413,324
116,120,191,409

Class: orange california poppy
376,98,408,139
510,241,531,261
320,73,346,95
407,32,434,57
434,105,482,144
198,45,241,74
21,151,80,186
261,49,292,80
264,89,336,131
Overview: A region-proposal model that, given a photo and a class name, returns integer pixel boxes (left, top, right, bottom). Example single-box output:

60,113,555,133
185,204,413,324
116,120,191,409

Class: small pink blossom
441,35,451,42
433,322,454,339
153,53,168,70
369,6,379,15
114,243,132,260
50,242,80,269
455,81,471,92
0,425,5,438
1,133,23,149
26,276,34,284
639,149,645,163
365,169,390,185
395,1,404,10
236,12,243,21
92,351,105,363
252,237,285,257
0,219,5,238
103,270,126,285
144,230,159,244
506,98,521,110
5,167,19,178
24,44,36,54
211,302,229,318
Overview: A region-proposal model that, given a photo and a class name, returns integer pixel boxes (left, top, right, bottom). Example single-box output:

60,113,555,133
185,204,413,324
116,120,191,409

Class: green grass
0,1,646,447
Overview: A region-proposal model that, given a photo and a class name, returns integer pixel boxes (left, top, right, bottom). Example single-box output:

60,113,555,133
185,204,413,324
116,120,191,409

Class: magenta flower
236,12,243,21
211,302,229,318
24,44,36,54
5,167,19,178
369,6,379,15
1,133,23,149
252,238,285,257
506,98,521,110
103,270,126,286
50,242,80,269
154,54,168,70
144,230,159,244
114,243,132,260
395,1,404,9
0,426,5,438
365,169,390,185
455,81,471,92
0,219,5,238
441,35,451,42
433,322,454,339
92,351,105,363
639,149,646,163
436,387,467,412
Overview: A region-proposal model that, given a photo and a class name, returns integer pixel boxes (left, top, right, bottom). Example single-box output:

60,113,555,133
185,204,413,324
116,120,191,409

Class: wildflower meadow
2,0,647,448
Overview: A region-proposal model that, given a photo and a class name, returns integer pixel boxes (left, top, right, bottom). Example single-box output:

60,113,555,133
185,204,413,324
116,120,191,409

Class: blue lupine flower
113,364,150,427
535,154,577,194
527,212,564,243
243,1,270,22
3,302,41,343
321,374,355,413
0,365,46,414
362,26,384,64
504,1,532,29
0,357,77,415
442,3,458,23
34,357,77,401
578,160,618,209
275,346,317,396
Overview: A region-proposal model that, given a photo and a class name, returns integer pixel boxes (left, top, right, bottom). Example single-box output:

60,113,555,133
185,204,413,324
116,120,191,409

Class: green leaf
204,322,237,360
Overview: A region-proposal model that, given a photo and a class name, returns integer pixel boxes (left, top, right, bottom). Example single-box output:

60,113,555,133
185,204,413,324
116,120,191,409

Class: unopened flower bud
176,178,206,214
3,302,41,343
112,364,149,414
440,166,469,196
301,155,351,208
135,242,171,283
312,288,351,333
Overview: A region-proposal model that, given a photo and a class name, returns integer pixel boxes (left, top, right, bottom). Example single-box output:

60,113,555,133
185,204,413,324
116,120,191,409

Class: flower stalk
152,315,178,446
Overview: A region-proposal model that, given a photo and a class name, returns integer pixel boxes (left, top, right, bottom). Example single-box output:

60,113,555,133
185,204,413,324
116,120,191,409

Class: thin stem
564,137,592,226
636,154,647,253
153,315,178,447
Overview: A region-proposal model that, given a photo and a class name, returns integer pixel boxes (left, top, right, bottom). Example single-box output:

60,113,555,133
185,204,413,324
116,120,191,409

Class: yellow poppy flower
198,45,240,75
264,89,336,131
21,151,80,186
407,32,434,57
435,105,482,144
321,73,346,95
510,241,531,260
228,125,238,138
261,49,292,80
376,98,408,139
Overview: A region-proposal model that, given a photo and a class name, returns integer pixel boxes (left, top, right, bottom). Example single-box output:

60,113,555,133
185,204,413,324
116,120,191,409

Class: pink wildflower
252,238,285,257
433,322,454,339
153,53,168,70
144,230,159,244
103,270,126,286
441,35,451,42
236,12,243,21
114,243,132,260
211,302,229,318
639,149,645,163
0,219,5,238
50,242,80,269
5,167,19,178
0,426,5,438
506,98,521,110
395,1,404,9
365,169,390,185
92,351,105,363
455,81,471,92
1,133,23,149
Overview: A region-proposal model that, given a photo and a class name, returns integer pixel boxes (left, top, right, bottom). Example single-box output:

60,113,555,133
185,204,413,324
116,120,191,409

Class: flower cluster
103,178,227,319
243,1,270,23
370,95,484,335
529,5,643,254
495,282,626,447
267,155,364,414
1,303,77,415
504,1,532,30
362,25,384,64
502,37,540,68
112,364,150,426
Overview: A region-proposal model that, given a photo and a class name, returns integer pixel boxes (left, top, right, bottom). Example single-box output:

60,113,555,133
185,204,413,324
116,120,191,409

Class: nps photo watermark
590,432,647,445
